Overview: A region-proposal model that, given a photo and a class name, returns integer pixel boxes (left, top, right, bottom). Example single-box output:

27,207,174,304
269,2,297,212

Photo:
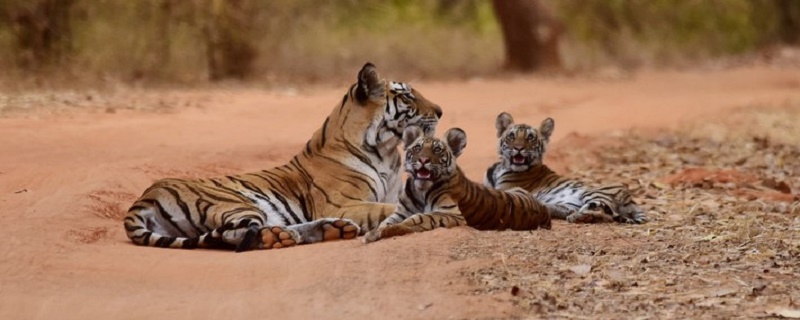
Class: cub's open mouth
512,155,527,164
415,168,432,180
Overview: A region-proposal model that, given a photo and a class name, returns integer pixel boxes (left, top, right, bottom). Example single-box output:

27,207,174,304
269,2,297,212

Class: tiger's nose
513,146,524,152
419,157,430,164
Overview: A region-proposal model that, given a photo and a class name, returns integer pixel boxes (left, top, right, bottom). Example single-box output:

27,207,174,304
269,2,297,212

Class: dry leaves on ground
453,105,800,319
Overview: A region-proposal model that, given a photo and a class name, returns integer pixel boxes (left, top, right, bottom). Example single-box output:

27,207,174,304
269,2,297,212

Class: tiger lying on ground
124,63,443,252
364,126,552,242
484,112,647,224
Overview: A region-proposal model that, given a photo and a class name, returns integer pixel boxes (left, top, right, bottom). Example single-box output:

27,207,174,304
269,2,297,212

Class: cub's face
402,126,467,190
495,112,554,172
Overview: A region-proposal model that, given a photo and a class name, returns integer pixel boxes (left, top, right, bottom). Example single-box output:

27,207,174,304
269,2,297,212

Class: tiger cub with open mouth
484,112,647,224
364,126,552,242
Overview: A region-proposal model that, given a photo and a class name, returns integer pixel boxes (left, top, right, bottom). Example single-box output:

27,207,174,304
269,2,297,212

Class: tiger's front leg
235,219,360,252
234,224,301,252
329,202,399,234
288,218,360,244
364,212,467,243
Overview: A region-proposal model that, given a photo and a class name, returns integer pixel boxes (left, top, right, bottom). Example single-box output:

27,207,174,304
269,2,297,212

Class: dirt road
1,67,798,319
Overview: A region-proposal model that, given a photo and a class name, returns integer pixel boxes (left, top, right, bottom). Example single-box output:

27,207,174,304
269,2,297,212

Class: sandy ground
1,66,799,319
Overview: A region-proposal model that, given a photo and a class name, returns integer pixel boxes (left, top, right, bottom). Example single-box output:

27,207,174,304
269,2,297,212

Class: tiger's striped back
484,112,647,224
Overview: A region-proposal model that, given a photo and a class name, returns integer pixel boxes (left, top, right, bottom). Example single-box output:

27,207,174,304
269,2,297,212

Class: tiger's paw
259,226,301,250
566,212,611,224
363,224,413,243
322,219,360,242
580,200,613,215
363,230,380,243
614,213,648,224
616,205,648,224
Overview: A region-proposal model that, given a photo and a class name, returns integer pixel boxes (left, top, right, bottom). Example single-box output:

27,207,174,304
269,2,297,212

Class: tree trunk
155,0,173,71
775,0,800,44
203,0,257,81
7,0,77,69
491,0,562,72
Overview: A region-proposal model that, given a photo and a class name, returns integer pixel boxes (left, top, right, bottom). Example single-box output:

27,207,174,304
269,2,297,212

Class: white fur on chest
342,155,401,202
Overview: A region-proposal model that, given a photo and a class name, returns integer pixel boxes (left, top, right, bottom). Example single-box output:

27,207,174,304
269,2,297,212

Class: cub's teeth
416,169,432,179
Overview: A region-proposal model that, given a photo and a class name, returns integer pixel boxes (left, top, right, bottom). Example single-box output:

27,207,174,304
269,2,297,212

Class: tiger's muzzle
408,159,440,181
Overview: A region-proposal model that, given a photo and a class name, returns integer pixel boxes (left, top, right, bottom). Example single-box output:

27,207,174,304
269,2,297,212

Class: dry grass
3,1,797,89
453,105,800,318
0,0,503,89
0,88,212,116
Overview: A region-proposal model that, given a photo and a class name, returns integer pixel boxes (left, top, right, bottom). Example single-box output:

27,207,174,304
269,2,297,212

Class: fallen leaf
750,283,768,297
768,309,800,318
712,287,738,297
695,297,725,307
652,181,670,190
698,234,718,242
417,303,433,311
774,181,792,194
569,264,592,276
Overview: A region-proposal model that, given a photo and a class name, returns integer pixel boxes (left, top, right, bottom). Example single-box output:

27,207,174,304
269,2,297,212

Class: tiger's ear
355,62,386,105
444,128,467,157
540,117,555,141
402,126,424,148
495,112,514,138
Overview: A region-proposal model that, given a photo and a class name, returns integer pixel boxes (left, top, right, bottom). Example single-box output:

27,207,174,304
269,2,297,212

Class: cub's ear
540,117,555,141
444,128,467,157
495,112,514,138
402,126,424,148
355,62,386,105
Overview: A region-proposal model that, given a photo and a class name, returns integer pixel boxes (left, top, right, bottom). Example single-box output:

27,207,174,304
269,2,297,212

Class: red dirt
661,168,797,202
1,67,799,319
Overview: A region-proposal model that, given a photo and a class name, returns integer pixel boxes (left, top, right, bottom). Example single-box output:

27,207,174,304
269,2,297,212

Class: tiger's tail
123,206,230,249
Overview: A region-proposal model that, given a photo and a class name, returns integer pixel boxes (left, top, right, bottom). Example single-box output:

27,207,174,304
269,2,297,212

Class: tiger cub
364,126,552,242
484,112,647,224
124,63,443,252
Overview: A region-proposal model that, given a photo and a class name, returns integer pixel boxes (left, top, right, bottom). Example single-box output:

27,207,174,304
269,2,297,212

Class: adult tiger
124,63,443,252
484,112,647,224
364,126,552,242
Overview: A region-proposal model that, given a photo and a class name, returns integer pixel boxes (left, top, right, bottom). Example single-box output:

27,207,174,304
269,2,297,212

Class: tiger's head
344,63,442,153
495,112,554,172
401,126,467,190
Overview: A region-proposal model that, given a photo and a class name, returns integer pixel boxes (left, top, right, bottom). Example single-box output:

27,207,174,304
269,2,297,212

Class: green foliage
0,0,796,86
244,0,502,82
555,0,784,68
0,0,503,85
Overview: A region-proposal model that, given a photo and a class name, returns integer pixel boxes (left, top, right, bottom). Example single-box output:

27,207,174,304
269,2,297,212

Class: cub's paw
321,218,361,241
614,211,648,224
580,200,613,215
566,212,611,224
363,224,413,243
617,204,648,224
363,229,382,243
631,213,648,224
